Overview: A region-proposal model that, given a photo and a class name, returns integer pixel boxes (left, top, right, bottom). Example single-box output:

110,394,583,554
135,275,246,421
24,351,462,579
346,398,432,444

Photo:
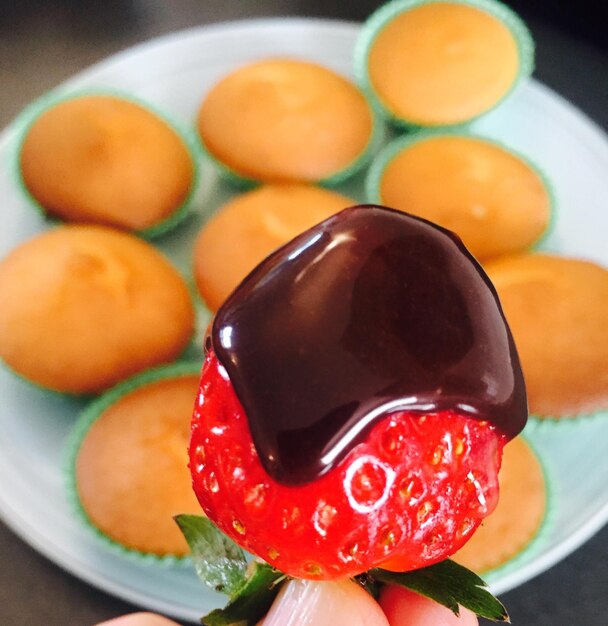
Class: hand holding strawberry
94,581,480,626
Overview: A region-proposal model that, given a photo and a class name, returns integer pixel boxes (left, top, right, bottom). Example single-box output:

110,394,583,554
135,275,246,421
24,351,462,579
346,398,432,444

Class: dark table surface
1,2,607,625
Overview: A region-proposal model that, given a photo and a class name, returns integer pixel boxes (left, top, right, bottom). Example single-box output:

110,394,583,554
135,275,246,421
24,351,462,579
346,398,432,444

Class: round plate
1,18,607,624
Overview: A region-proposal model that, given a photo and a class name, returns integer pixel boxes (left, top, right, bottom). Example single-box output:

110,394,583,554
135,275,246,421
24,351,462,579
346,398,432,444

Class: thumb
260,578,389,626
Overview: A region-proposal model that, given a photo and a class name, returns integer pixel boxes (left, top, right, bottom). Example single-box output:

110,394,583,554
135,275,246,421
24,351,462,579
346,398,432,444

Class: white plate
1,18,608,624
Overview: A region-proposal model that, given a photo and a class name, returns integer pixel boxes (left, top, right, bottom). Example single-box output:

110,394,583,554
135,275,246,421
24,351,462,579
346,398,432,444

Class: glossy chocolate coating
212,205,527,485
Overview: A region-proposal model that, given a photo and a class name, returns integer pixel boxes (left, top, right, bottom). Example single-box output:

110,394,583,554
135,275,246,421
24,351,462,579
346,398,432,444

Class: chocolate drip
212,205,527,485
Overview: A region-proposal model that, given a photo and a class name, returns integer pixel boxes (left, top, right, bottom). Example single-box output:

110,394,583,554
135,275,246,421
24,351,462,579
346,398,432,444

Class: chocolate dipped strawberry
189,205,527,580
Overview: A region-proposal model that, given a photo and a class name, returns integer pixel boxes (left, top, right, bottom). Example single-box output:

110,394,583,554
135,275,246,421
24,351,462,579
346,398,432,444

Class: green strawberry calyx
174,514,509,625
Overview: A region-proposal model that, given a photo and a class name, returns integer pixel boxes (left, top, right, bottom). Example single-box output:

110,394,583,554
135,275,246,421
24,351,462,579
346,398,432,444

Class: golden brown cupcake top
194,184,354,311
20,95,194,230
197,59,373,182
0,226,194,394
76,374,202,556
367,2,520,125
486,254,608,417
377,135,550,260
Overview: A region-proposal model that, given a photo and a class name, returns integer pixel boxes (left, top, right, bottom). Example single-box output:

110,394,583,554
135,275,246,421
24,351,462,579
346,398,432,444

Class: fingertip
262,578,389,626
380,586,479,626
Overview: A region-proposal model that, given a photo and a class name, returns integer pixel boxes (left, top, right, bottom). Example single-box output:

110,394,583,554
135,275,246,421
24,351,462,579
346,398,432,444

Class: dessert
485,254,608,417
19,94,196,233
197,59,375,184
193,184,355,311
190,205,527,580
356,0,533,127
453,436,546,572
70,365,203,556
368,133,551,260
0,225,194,394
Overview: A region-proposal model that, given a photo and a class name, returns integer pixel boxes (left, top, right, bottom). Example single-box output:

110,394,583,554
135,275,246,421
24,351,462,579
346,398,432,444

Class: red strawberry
190,349,505,580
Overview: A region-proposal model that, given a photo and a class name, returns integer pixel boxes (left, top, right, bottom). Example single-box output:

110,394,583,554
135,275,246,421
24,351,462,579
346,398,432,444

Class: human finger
260,578,390,626
380,586,479,626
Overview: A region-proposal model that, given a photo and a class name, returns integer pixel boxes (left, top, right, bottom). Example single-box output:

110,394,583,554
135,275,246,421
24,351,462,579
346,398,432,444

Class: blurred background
1,0,607,128
0,2,607,625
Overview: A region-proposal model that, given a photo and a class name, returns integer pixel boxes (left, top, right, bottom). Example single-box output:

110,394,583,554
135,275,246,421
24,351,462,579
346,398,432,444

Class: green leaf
174,514,247,596
354,572,382,600
202,562,286,626
370,560,509,622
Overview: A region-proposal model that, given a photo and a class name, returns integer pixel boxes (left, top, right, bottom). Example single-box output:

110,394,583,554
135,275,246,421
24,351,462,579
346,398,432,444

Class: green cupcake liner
321,108,385,188
354,0,535,130
11,87,203,239
64,361,204,566
528,407,608,427
195,132,259,191
0,329,200,400
365,128,556,255
0,355,94,401
196,82,385,189
482,425,555,583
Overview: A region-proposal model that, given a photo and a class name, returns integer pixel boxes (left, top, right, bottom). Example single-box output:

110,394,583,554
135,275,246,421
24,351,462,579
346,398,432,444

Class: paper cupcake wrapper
64,361,204,566
354,0,535,130
365,128,556,253
11,87,203,239
196,87,385,189
528,407,608,426
0,355,94,400
0,331,200,399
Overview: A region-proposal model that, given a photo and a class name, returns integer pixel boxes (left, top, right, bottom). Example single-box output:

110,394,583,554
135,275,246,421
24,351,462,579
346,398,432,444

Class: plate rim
1,16,608,623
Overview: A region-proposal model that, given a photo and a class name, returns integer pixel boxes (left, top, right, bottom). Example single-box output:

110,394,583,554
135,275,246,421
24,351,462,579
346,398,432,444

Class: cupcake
355,0,534,127
18,94,197,234
194,184,355,311
453,436,547,572
197,59,375,185
367,132,552,260
68,364,202,558
485,254,608,417
0,225,195,394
